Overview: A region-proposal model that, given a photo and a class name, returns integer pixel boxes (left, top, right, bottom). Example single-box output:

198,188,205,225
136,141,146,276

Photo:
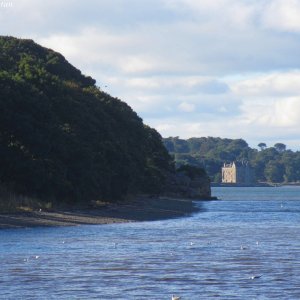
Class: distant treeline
0,36,175,204
163,137,300,183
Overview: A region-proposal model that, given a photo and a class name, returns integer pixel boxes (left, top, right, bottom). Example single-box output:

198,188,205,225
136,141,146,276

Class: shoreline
0,196,207,229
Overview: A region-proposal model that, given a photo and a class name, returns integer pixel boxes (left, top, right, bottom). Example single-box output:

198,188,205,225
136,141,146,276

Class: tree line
163,137,300,183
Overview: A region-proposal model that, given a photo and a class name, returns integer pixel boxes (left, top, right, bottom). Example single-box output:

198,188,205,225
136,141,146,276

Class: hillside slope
0,36,174,203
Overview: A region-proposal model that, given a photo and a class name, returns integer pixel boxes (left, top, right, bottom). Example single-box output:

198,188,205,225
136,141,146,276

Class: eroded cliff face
164,172,212,199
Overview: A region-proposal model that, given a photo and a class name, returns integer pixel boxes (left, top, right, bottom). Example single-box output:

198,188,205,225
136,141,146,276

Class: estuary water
1,186,300,299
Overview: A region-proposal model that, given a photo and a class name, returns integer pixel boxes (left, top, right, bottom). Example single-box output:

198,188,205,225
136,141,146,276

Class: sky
1,0,300,150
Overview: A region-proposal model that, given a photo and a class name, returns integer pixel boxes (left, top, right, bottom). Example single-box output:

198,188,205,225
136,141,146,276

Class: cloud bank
1,0,300,149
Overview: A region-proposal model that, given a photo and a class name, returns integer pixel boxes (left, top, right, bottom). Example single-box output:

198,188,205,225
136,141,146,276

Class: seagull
249,275,262,280
172,295,181,300
240,245,247,250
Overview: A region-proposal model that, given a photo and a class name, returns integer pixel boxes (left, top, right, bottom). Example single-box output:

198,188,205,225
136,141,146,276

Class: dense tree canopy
163,137,300,183
0,36,174,203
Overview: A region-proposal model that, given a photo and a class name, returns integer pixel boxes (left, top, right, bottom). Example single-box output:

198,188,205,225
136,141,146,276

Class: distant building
222,161,255,184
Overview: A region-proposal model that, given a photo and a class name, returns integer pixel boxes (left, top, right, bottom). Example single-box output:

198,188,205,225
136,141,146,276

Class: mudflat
0,196,200,229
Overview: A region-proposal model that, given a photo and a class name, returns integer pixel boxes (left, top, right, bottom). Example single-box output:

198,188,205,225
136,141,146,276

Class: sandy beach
0,196,203,229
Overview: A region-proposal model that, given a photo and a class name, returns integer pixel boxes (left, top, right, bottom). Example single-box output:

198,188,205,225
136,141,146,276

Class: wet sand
0,196,202,229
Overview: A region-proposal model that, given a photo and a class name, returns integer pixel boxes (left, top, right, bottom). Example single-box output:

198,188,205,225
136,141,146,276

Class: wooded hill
0,36,175,203
163,137,300,183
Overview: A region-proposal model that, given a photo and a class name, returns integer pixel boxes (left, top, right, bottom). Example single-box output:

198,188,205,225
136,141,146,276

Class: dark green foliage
164,137,254,182
258,142,267,151
0,36,174,203
164,137,300,184
264,161,284,183
141,126,174,194
176,165,206,180
274,143,286,153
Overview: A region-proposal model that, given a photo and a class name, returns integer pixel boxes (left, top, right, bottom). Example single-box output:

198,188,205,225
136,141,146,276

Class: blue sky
1,0,300,150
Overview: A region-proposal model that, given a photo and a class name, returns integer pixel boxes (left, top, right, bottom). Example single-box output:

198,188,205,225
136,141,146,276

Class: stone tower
222,161,254,184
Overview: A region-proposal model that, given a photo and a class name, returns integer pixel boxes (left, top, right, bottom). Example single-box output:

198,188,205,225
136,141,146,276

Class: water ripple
1,186,300,299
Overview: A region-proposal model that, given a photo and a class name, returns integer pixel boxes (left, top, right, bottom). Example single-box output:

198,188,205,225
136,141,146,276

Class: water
1,186,300,299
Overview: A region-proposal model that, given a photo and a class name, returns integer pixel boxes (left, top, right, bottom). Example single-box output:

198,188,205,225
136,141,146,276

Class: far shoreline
0,196,215,230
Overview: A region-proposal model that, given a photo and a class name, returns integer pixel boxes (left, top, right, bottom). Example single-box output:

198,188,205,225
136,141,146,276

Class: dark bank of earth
0,196,212,229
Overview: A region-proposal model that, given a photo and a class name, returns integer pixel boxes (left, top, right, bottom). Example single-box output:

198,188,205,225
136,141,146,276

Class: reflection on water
1,187,300,299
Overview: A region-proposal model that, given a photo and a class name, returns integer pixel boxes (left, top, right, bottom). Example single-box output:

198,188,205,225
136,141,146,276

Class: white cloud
229,71,300,129
169,0,259,29
156,123,176,133
218,106,228,113
263,0,300,32
178,102,196,113
240,97,300,128
32,2,300,79
37,28,138,73
148,116,255,141
232,71,300,97
120,56,157,74
112,76,229,95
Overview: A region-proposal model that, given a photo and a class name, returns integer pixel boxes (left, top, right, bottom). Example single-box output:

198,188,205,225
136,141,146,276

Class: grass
0,185,114,213
0,185,51,213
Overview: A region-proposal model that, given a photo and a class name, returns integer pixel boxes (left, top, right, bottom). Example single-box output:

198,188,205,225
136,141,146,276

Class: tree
177,164,206,179
258,143,267,151
163,136,300,183
264,161,284,183
274,143,286,153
